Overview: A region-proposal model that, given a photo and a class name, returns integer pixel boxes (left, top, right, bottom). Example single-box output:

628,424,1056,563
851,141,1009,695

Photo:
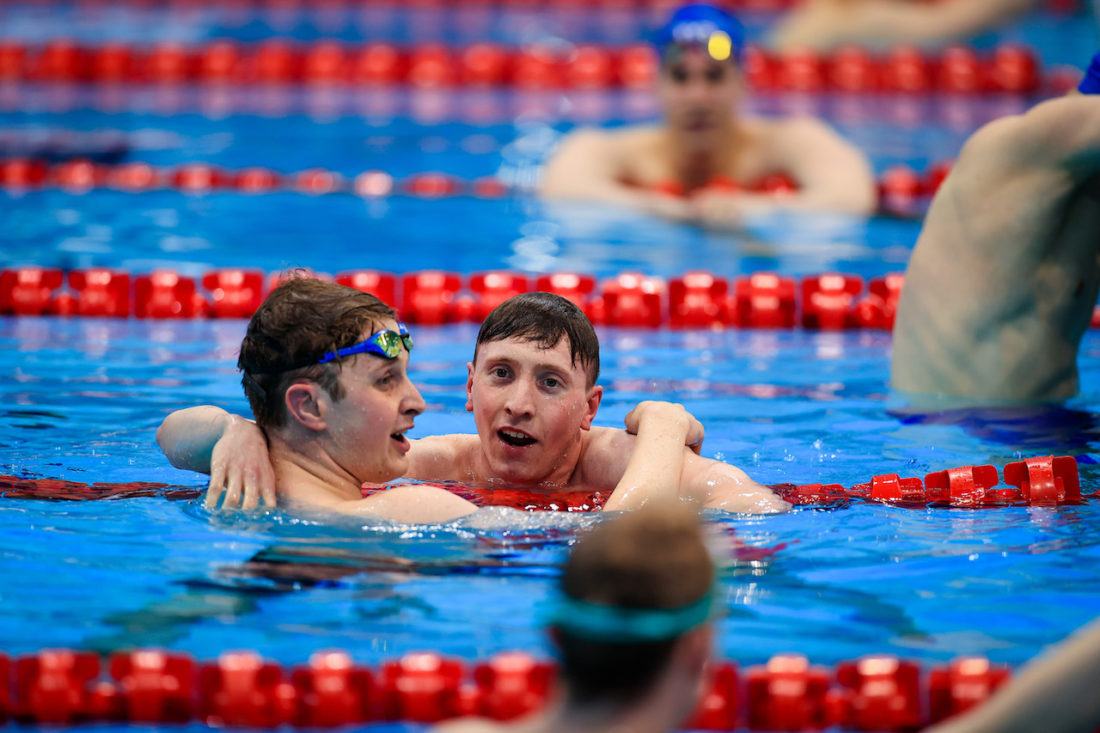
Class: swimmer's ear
285,382,326,431
465,362,475,412
579,385,603,431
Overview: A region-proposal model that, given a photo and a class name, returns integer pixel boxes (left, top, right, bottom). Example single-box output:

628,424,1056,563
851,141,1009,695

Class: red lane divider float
7,265,1100,330
0,646,1034,730
1,266,908,329
0,156,953,218
774,455,1084,508
2,456,1085,509
0,39,1074,95
6,264,1100,329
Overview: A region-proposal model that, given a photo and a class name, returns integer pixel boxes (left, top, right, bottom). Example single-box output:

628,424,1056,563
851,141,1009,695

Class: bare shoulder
575,426,636,488
406,433,479,480
551,124,658,161
749,114,839,143
959,95,1100,174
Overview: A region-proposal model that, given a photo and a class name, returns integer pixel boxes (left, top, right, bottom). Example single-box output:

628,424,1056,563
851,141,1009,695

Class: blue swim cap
652,3,745,64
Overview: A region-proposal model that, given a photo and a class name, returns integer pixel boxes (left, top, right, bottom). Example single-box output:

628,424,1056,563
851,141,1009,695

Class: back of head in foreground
549,502,716,730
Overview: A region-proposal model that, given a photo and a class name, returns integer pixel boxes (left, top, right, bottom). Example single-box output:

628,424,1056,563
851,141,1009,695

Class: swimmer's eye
668,66,689,84
540,376,564,391
705,66,726,83
490,366,512,380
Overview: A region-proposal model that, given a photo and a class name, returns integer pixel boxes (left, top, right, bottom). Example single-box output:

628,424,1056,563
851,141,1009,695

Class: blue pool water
3,2,1100,728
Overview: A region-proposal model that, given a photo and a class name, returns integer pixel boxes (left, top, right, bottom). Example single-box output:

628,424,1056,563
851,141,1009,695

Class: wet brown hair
473,292,600,387
237,274,396,430
554,503,714,708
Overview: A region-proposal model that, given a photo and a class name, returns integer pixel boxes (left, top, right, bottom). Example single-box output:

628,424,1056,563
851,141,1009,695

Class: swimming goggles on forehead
317,323,413,364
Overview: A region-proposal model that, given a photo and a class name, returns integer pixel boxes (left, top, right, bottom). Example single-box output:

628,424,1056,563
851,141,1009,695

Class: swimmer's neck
268,433,366,503
663,119,742,189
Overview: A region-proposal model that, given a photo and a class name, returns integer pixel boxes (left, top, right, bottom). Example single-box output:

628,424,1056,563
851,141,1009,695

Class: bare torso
612,119,784,192
406,427,633,494
892,103,1100,402
540,115,876,215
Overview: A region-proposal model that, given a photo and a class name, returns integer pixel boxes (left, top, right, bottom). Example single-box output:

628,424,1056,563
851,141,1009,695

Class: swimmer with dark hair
540,2,877,225
434,501,718,733
892,52,1100,404
158,289,788,514
173,278,722,522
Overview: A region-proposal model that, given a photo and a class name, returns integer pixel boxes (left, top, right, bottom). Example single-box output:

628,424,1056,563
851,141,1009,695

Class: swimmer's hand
688,189,781,230
206,415,276,510
624,400,705,455
640,192,697,223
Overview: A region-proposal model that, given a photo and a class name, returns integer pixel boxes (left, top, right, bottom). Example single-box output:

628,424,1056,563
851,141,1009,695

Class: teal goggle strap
545,589,718,643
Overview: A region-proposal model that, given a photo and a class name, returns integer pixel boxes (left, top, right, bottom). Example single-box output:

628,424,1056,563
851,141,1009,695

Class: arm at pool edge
156,405,276,510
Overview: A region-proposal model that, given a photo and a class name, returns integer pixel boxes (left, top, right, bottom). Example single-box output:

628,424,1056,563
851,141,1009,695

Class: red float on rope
0,40,1063,94
746,654,832,731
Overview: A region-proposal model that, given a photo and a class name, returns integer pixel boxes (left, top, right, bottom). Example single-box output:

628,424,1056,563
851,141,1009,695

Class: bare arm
679,453,791,513
602,401,704,511
771,0,1035,52
540,128,696,219
156,406,276,509
927,616,1100,733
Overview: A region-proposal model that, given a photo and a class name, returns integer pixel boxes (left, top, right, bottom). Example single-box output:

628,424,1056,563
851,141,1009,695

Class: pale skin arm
926,616,1100,733
602,401,704,511
770,0,1035,53
539,128,697,220
156,406,275,510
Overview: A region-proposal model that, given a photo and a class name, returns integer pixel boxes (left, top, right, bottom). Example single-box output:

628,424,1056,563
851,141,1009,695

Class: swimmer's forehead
476,335,582,371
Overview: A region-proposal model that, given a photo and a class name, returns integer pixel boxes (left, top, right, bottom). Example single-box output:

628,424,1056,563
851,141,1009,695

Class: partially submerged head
238,275,424,482
550,502,716,715
466,292,602,486
653,3,746,147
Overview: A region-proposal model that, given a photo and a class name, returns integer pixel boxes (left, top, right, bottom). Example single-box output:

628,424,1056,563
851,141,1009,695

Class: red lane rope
0,266,906,328
0,645,1035,730
0,39,1075,94
0,156,947,219
4,455,1084,508
5,265,1100,331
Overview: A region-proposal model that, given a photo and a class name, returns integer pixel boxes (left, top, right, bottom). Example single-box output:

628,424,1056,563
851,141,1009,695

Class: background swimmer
159,291,788,514
892,53,1100,404
540,2,877,225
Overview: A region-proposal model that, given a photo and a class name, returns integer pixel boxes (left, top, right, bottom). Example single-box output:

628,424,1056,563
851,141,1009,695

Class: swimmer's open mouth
390,428,411,446
498,428,536,448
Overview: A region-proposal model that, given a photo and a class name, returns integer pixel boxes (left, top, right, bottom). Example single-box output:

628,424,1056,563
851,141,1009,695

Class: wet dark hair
473,292,600,387
237,274,395,430
553,504,714,709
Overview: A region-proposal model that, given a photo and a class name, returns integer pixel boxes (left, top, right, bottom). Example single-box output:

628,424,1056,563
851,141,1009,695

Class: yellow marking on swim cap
707,30,732,61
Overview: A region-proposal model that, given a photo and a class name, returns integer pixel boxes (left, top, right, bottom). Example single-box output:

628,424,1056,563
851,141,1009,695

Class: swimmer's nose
503,381,536,418
403,381,427,418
